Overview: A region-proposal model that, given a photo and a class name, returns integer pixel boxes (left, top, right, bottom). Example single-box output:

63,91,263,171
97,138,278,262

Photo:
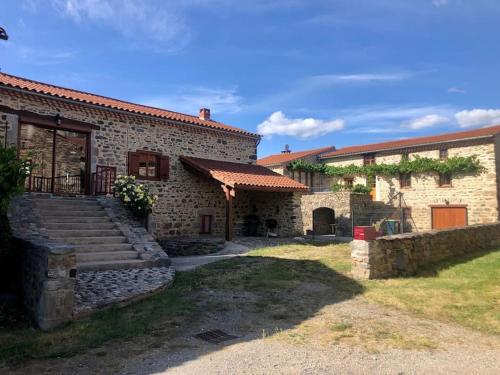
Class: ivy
288,155,484,178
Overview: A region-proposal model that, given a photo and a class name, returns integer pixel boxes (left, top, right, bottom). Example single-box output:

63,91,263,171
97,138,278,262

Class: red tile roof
321,125,500,158
180,156,309,192
0,72,258,138
257,146,336,166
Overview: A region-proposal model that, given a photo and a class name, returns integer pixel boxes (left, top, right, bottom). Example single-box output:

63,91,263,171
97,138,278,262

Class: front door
19,123,90,194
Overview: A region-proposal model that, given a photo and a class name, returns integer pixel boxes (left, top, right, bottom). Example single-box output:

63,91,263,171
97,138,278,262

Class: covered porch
180,156,308,241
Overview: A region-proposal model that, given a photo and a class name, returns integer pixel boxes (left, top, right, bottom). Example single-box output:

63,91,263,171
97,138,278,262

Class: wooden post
399,193,404,234
222,185,235,241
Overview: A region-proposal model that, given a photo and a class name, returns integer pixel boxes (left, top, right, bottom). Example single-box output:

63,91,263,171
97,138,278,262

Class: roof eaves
320,134,495,159
0,83,261,140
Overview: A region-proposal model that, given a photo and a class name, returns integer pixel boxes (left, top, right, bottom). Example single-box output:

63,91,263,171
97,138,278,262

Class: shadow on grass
411,248,500,278
0,255,363,371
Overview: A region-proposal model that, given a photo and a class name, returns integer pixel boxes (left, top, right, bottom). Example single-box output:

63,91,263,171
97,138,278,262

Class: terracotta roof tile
257,146,336,166
0,72,259,138
321,125,500,158
180,156,308,192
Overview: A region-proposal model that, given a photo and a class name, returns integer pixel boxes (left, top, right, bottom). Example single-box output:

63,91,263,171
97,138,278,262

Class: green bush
0,147,32,214
351,184,371,194
113,175,158,217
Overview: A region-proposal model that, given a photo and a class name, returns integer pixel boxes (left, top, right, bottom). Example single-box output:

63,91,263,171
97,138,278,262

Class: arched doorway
312,207,335,235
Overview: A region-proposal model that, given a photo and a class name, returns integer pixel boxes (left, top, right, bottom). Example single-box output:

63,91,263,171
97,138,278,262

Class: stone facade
323,139,500,230
300,192,373,236
351,222,500,279
0,90,268,240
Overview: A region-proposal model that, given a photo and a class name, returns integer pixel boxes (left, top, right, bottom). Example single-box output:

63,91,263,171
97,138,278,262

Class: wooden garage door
431,207,467,229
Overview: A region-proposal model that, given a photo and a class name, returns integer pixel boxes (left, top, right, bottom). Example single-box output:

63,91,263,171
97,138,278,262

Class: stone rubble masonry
7,195,76,330
0,91,259,239
351,222,500,280
97,196,170,266
300,192,372,236
324,139,500,230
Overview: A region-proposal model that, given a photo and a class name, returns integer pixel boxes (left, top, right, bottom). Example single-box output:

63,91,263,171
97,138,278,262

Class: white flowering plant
113,175,158,217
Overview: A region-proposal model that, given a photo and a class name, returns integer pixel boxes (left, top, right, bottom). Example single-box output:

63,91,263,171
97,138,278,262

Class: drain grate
194,329,238,344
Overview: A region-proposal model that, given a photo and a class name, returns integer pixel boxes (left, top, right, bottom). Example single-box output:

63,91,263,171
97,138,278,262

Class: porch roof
180,156,309,192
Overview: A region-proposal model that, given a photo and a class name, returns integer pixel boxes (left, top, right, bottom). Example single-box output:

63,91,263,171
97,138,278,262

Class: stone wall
233,190,303,237
0,90,259,239
7,196,76,330
351,222,500,279
300,192,372,236
323,139,499,230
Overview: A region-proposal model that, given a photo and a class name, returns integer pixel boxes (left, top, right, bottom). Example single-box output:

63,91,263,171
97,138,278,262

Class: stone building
0,72,307,242
259,127,500,232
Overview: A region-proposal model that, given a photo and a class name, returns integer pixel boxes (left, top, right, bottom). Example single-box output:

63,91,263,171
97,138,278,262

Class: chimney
281,144,291,154
199,108,210,121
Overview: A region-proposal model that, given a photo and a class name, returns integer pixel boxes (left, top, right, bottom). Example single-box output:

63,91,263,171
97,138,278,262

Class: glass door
54,129,87,194
19,123,89,194
19,124,55,193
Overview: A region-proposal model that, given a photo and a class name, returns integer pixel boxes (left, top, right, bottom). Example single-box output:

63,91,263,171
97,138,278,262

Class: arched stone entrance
312,207,335,235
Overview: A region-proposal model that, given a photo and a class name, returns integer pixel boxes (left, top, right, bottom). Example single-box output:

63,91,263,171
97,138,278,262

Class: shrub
351,184,371,194
113,175,158,217
0,147,32,214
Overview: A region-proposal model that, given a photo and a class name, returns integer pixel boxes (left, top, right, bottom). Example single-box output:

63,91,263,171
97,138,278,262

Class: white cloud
142,86,243,116
257,111,344,139
448,87,466,94
306,72,411,86
48,0,191,53
432,0,449,7
403,114,450,130
455,109,500,128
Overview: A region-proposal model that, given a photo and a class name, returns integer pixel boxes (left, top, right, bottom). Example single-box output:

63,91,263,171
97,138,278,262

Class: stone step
44,222,117,230
77,259,149,272
35,199,101,206
38,206,105,213
54,236,128,244
72,243,135,253
48,229,123,238
40,210,108,217
76,251,139,263
44,216,112,223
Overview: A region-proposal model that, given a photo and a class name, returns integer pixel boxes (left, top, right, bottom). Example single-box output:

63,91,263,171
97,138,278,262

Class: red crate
353,226,379,240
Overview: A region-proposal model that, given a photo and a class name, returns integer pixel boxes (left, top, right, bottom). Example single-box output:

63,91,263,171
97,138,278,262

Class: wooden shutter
128,152,140,176
159,155,169,180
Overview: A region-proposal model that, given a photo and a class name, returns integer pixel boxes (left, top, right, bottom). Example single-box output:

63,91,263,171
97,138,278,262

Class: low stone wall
159,237,225,256
8,196,76,330
300,192,372,236
351,222,500,279
21,240,76,330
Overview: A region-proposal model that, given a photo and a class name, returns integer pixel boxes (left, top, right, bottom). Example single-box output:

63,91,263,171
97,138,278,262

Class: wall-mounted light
0,27,8,41
55,114,62,125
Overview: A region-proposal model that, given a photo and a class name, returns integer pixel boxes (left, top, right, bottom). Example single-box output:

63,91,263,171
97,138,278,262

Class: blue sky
1,0,500,157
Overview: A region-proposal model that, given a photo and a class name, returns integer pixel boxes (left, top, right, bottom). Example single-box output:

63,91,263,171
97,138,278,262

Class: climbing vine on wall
288,155,484,178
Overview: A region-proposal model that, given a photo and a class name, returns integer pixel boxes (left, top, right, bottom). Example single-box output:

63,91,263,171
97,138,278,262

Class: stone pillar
23,242,76,330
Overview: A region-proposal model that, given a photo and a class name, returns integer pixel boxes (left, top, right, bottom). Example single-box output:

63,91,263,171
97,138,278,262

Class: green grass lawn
0,243,498,366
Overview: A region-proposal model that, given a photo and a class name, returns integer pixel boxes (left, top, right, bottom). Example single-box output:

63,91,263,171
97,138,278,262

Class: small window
439,149,448,159
343,177,354,188
363,154,376,165
438,172,452,187
400,173,411,188
128,150,169,180
200,215,213,234
401,152,409,161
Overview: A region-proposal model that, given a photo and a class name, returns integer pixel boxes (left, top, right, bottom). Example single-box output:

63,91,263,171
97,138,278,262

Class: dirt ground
4,291,499,375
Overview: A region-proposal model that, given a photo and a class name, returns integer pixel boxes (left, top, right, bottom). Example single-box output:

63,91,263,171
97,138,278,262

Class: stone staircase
35,197,148,271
